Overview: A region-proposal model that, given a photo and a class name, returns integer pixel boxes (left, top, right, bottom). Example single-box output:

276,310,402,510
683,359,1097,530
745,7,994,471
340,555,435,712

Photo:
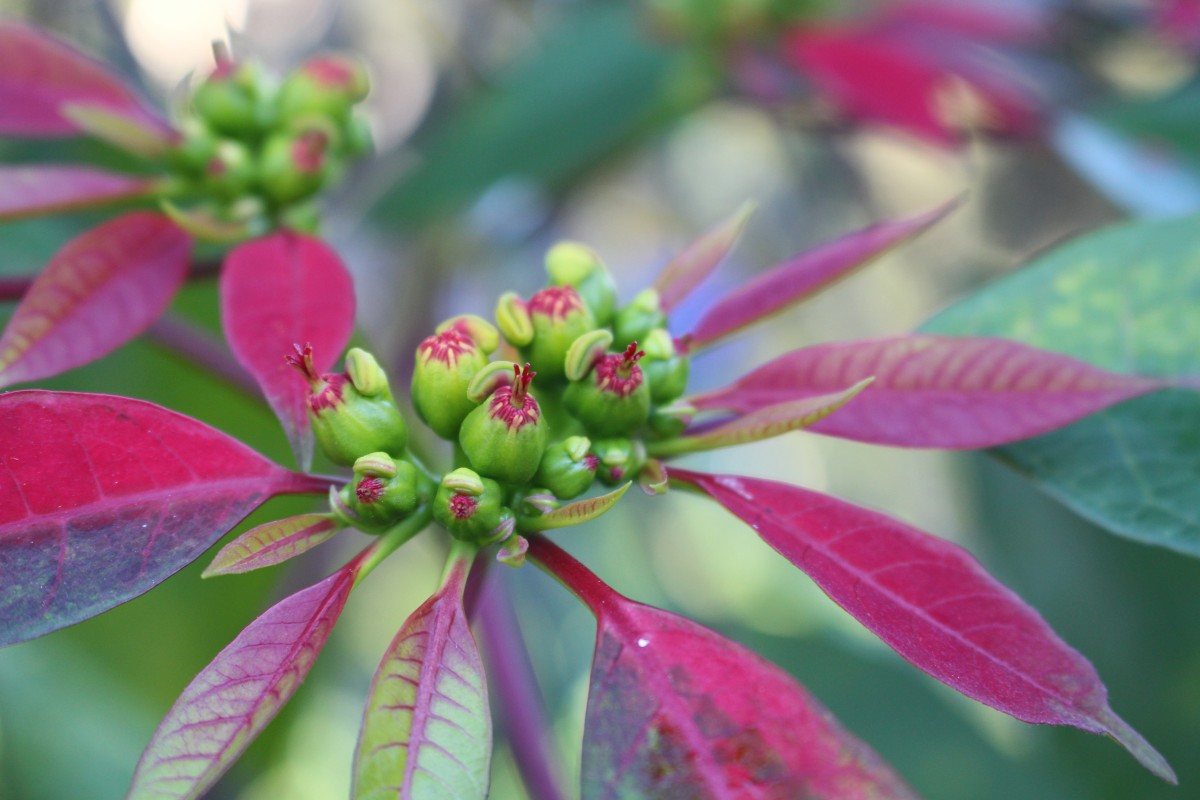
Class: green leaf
922,214,1200,555
368,4,687,230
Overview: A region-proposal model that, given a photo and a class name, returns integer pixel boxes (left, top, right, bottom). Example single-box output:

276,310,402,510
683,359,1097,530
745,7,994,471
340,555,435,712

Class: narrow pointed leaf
0,22,171,139
653,202,754,313
650,379,871,457
672,469,1175,783
201,513,340,577
522,482,631,532
128,556,362,800
220,231,356,470
160,200,253,244
0,165,159,221
684,201,958,349
688,335,1166,449
0,391,332,647
353,549,491,800
922,213,1200,554
0,212,191,389
528,536,918,799
61,103,173,158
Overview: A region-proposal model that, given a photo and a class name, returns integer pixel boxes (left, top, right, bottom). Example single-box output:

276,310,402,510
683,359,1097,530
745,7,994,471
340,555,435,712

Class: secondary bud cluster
166,52,372,237
303,239,697,561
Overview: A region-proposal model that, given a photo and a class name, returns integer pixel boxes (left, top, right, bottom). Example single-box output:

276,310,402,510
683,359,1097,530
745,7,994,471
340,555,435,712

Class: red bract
0,391,333,647
669,470,1175,784
0,165,160,220
686,334,1169,449
0,213,191,390
779,2,1047,144
220,231,358,470
0,22,171,139
529,536,919,799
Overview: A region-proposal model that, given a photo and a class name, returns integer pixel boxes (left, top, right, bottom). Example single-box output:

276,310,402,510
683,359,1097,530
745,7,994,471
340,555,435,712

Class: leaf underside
353,554,491,800
0,391,328,647
127,563,357,800
672,469,1174,784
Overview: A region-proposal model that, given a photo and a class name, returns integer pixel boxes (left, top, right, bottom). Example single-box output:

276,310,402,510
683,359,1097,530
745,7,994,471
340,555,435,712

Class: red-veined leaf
671,469,1176,783
127,553,365,800
653,202,754,313
201,513,340,577
687,335,1167,449
0,391,332,647
0,212,191,389
683,202,957,350
220,231,356,470
651,379,871,457
353,546,491,799
522,482,631,532
0,22,171,140
0,165,159,220
528,536,918,800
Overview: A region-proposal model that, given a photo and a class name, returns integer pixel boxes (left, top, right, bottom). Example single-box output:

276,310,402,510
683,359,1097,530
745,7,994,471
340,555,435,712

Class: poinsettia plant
0,21,367,467
2,190,1190,798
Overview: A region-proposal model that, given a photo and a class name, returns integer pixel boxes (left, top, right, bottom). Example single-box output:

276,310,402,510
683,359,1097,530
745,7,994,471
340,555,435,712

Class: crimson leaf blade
683,201,957,350
220,231,356,471
0,391,331,647
0,212,191,390
127,557,361,800
529,536,919,800
671,469,1175,783
687,335,1166,448
353,547,491,799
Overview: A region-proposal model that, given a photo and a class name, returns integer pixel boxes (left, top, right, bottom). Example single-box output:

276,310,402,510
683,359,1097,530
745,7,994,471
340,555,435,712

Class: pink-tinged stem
473,569,569,800
526,535,618,617
145,312,259,396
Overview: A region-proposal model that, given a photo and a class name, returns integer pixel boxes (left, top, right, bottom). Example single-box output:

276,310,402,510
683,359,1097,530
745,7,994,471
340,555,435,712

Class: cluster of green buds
296,242,699,564
164,46,372,237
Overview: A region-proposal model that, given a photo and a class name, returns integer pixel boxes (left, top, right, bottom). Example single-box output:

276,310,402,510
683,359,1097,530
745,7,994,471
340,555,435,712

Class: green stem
352,507,434,587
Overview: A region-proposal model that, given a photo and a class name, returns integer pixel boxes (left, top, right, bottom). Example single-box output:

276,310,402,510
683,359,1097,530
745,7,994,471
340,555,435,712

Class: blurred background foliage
1,0,1199,798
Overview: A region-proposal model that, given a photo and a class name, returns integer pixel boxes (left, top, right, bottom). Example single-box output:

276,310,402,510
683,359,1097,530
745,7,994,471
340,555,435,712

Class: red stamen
511,362,536,406
583,454,600,472
615,341,645,380
356,477,386,504
450,494,478,520
285,343,322,387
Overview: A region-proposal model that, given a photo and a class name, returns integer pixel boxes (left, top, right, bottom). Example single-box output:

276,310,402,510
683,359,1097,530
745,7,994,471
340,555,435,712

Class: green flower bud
168,117,218,176
522,285,596,383
412,326,491,440
288,343,408,465
613,288,668,348
259,123,335,205
640,328,690,404
459,363,547,485
192,61,272,136
345,115,374,157
545,241,618,326
333,452,427,533
433,467,513,543
590,437,646,486
202,139,256,200
564,341,652,437
277,55,369,124
533,435,598,500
